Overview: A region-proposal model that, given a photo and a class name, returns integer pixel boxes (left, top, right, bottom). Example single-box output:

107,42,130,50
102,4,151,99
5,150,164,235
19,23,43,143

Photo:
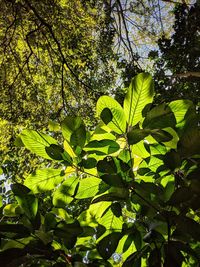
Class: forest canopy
0,1,200,266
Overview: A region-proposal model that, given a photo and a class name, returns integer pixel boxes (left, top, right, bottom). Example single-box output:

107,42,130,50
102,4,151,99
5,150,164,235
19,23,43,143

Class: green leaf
96,96,126,134
150,129,173,142
11,183,31,196
15,194,38,220
127,129,150,145
122,246,149,267
163,150,181,171
97,157,117,174
84,139,120,155
20,129,57,159
124,73,154,126
44,212,58,232
167,187,193,206
54,220,83,249
97,232,122,260
3,204,22,217
78,158,97,169
45,144,64,160
100,174,124,187
24,169,64,193
92,183,129,203
143,103,176,129
61,117,83,141
70,124,86,148
175,216,200,241
111,202,122,217
178,128,200,157
99,208,123,231
76,177,101,199
100,107,113,124
169,100,193,124
53,176,78,207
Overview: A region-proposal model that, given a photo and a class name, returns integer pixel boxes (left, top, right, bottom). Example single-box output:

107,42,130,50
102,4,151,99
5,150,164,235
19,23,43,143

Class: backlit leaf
124,73,154,126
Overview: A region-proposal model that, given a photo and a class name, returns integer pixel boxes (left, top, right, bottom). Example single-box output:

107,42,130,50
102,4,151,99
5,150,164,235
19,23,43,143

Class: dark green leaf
167,187,193,206
151,129,173,142
11,183,31,196
163,150,181,171
79,158,97,169
45,144,64,160
97,232,122,260
111,203,122,217
127,129,150,145
70,124,86,148
100,174,124,187
143,103,176,129
97,157,117,174
100,108,113,124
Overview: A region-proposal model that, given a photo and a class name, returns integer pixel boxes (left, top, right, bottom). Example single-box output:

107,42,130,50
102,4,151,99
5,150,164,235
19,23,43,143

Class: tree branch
24,0,92,93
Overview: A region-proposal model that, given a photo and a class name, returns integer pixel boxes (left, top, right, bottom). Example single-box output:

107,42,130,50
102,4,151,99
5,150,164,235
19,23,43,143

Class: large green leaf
24,169,65,193
124,73,154,126
169,100,193,124
143,103,176,129
96,96,126,134
53,176,78,207
99,208,123,231
75,177,101,199
20,129,57,159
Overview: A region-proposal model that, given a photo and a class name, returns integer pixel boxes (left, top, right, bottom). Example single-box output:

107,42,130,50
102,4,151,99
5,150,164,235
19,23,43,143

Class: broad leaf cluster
1,73,200,266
